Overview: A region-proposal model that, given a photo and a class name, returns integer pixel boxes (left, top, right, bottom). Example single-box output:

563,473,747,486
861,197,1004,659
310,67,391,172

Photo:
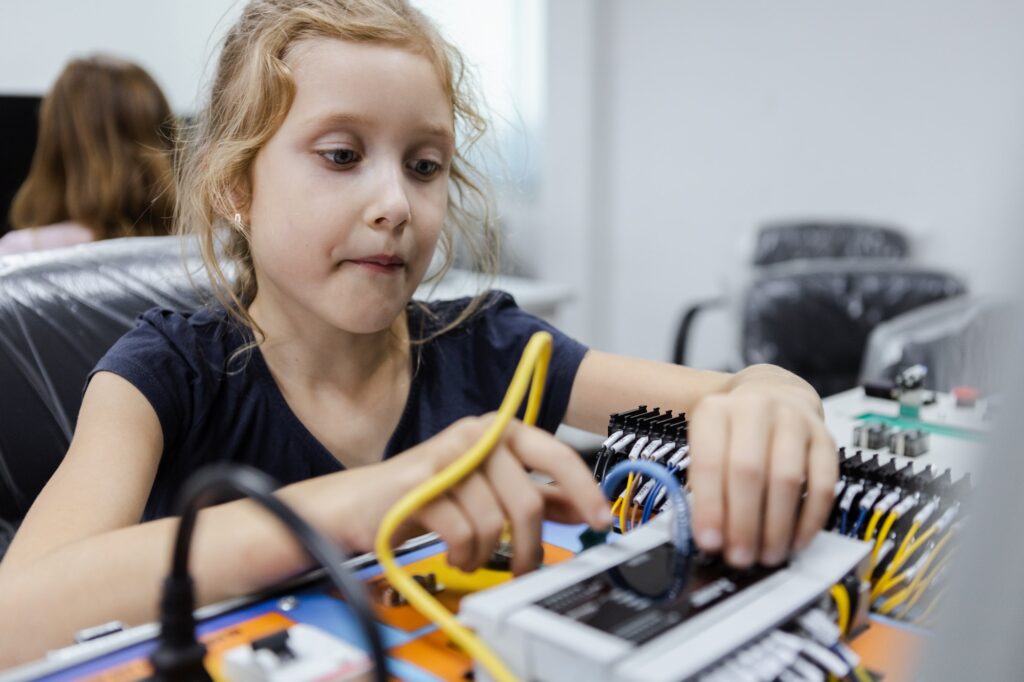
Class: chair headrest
0,236,212,523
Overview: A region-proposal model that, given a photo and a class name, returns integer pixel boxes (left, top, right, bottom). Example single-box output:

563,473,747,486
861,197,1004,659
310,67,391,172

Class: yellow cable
830,584,851,637
871,511,899,567
619,473,635,532
373,331,553,682
899,525,938,565
891,521,920,572
877,585,912,615
873,571,908,600
610,496,623,517
905,555,952,613
874,524,944,599
913,585,950,626
872,522,950,598
901,536,955,616
872,521,920,600
853,665,874,682
862,508,884,542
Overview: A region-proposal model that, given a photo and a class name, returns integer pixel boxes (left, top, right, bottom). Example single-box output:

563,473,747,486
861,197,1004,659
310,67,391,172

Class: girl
1,55,175,255
0,0,836,666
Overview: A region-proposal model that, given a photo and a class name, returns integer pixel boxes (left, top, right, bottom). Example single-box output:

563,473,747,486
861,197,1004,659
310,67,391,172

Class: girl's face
247,38,454,335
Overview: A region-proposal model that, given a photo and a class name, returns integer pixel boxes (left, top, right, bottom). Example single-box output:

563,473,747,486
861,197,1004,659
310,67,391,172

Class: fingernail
592,503,612,528
761,549,784,566
728,547,753,567
699,529,722,551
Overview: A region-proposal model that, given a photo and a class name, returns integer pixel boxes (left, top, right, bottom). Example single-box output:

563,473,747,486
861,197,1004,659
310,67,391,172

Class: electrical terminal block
221,624,372,682
376,572,445,607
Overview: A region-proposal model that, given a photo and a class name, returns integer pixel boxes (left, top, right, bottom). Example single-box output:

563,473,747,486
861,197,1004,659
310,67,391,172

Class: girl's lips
348,256,406,274
352,260,404,274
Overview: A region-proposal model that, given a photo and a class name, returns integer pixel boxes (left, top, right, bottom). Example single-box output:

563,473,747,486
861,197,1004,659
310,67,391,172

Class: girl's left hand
686,370,838,567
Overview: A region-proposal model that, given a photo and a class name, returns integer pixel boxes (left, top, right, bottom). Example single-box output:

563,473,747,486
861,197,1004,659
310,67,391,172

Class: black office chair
751,220,910,266
0,236,209,556
675,260,967,398
674,220,912,367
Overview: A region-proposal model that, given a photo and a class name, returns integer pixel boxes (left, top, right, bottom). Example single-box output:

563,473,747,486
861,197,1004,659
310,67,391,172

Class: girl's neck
247,294,410,393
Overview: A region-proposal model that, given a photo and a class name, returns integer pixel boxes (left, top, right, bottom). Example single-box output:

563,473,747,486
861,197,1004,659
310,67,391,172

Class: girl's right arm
0,373,608,668
0,372,315,666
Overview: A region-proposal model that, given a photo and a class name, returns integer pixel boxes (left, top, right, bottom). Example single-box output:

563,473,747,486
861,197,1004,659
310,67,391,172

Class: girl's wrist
726,364,824,416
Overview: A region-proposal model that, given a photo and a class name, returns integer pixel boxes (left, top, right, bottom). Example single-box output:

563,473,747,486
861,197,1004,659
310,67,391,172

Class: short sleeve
87,309,201,454
467,291,589,433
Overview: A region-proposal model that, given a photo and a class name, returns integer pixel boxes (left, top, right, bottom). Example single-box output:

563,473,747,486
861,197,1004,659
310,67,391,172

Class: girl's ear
227,183,251,230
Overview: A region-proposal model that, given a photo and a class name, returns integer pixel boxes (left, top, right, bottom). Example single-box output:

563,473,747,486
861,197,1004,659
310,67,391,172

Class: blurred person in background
0,54,176,256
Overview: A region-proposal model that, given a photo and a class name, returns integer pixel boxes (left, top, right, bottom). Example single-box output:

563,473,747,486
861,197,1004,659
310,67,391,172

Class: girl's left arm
564,350,838,568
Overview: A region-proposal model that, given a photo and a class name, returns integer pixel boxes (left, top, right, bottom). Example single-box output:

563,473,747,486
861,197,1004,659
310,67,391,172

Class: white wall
5,1,1022,366
543,0,1024,365
0,1,243,111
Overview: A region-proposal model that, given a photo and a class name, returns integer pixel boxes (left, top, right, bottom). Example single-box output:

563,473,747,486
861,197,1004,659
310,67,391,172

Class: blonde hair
177,0,499,342
11,54,176,238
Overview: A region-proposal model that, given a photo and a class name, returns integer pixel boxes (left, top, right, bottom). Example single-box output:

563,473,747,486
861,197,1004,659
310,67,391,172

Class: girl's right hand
308,416,612,577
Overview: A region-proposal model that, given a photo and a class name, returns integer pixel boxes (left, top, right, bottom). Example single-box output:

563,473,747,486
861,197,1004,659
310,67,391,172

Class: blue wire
602,459,692,555
849,507,869,538
641,463,680,524
641,481,661,524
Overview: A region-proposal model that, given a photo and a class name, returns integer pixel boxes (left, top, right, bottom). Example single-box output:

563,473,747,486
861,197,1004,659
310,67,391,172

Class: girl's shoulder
126,304,240,349
95,304,246,384
89,305,250,453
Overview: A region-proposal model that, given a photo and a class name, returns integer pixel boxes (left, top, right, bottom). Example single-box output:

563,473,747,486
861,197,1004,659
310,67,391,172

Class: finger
687,395,729,553
415,495,477,572
537,484,591,525
485,446,546,576
794,426,839,550
503,421,610,529
448,471,506,570
760,407,808,566
724,396,771,567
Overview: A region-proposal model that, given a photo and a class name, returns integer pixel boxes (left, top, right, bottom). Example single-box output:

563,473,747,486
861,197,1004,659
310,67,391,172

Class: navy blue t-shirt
90,291,588,520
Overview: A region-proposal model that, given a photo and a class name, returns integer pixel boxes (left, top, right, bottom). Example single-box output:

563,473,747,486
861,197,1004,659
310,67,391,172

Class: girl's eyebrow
305,111,454,144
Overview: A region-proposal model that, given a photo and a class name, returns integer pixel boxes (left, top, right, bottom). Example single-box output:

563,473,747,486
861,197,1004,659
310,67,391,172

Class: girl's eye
410,159,442,179
322,149,359,167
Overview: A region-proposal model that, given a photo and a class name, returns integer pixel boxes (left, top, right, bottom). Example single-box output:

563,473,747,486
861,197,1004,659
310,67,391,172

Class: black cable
150,464,388,682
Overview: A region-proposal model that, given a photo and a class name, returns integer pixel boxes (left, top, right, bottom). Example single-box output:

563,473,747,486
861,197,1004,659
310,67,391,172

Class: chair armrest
673,297,727,366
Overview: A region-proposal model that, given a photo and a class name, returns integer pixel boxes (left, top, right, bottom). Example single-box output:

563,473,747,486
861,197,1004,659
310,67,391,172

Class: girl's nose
364,166,411,230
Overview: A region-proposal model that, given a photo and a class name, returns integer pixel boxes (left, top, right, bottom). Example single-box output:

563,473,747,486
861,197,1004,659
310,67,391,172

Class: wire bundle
591,406,690,532
827,449,968,626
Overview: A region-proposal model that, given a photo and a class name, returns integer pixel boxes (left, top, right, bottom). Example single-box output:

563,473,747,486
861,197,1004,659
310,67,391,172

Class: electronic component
889,428,929,457
221,624,371,682
952,386,978,408
893,364,937,418
484,535,515,572
852,422,891,450
461,515,869,682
